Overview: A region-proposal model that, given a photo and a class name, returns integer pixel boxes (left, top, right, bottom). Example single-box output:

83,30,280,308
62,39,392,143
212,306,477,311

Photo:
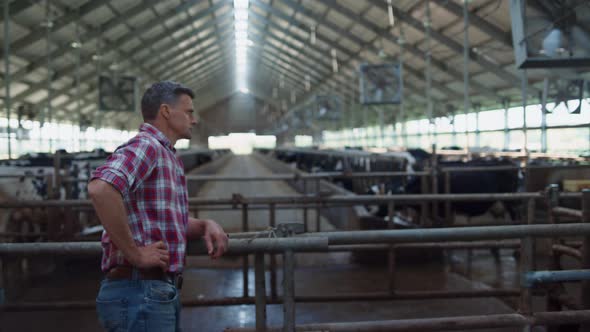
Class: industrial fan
359,63,402,105
315,95,342,120
542,78,584,114
98,75,138,112
510,0,590,68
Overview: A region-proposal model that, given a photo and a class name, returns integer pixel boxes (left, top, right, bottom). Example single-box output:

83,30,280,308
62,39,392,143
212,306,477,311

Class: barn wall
190,93,273,147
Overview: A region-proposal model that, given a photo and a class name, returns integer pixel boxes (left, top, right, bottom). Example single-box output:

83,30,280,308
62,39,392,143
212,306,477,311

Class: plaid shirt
91,123,188,273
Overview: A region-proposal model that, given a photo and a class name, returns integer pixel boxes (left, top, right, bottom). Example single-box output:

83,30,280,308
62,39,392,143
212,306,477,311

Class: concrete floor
195,154,335,233
0,155,543,332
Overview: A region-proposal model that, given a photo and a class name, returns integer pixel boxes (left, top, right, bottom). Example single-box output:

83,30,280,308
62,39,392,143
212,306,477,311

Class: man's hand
202,219,229,259
128,241,170,270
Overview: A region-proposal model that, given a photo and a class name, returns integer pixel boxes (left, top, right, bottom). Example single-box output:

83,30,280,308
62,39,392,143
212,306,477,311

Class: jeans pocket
96,298,127,332
146,280,178,303
143,281,179,331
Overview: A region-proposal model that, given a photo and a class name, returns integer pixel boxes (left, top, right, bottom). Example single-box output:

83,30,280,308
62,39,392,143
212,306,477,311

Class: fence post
255,253,267,332
315,179,321,232
420,173,429,227
581,189,590,332
430,145,438,223
444,171,452,226
283,249,295,332
53,151,62,199
545,184,562,324
269,203,278,300
387,200,396,295
520,198,536,332
302,179,308,233
242,203,249,298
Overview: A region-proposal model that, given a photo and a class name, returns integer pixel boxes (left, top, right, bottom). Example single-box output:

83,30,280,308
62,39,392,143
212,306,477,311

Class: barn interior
0,0,590,331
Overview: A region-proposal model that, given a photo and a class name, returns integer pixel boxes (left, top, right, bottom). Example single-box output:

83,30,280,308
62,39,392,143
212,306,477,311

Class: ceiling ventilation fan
511,0,590,68
315,95,342,120
359,63,402,105
542,78,584,114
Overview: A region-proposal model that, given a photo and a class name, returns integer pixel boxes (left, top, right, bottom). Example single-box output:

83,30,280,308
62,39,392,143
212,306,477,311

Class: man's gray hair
140,81,194,121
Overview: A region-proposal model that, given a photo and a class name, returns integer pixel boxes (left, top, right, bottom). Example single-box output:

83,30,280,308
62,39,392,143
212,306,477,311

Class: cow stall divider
0,189,589,331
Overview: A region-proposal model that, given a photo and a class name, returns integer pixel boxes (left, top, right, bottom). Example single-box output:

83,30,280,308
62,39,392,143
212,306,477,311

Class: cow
366,157,522,223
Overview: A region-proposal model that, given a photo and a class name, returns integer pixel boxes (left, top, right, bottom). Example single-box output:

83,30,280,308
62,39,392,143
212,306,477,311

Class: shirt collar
139,123,176,152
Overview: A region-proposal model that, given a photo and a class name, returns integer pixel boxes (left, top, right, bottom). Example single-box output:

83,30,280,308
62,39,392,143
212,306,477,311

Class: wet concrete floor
0,155,546,331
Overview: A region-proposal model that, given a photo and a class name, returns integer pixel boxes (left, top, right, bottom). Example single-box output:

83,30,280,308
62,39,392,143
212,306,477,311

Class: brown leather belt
106,266,183,290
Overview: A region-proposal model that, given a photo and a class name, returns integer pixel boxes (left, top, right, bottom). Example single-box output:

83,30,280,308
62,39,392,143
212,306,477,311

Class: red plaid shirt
91,123,188,273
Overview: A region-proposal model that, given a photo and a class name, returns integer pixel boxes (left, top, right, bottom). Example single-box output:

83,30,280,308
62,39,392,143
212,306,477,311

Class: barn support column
45,0,53,152
424,0,433,148
462,0,471,156
75,18,82,150
4,0,12,159
452,114,457,146
540,82,548,153
398,23,407,148
378,106,385,147
475,104,481,148
503,98,510,151
520,70,529,158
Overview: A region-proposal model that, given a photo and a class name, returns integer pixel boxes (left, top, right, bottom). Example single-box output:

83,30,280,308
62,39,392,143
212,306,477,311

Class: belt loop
131,267,140,281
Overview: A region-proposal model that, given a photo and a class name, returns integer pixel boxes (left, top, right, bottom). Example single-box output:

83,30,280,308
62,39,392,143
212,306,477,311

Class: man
88,81,228,331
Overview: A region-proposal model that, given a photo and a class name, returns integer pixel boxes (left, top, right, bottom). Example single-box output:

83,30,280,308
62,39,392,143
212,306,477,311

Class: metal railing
2,222,590,330
0,188,589,331
0,190,586,297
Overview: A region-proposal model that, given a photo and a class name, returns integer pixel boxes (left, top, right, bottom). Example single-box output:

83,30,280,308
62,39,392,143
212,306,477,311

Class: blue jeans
96,277,181,332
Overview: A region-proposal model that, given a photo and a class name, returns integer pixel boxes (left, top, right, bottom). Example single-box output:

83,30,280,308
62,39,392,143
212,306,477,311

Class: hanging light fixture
387,0,395,27
331,48,338,73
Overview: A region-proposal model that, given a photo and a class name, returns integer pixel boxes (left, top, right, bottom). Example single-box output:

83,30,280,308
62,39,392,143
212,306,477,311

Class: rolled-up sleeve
90,138,157,196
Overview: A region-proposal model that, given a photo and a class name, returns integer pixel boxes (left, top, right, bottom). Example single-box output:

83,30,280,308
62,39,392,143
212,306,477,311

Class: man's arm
88,179,169,269
187,217,228,259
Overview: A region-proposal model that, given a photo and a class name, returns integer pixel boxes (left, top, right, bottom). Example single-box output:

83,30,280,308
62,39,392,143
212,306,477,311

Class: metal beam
434,0,512,48
259,38,434,108
156,31,232,80
44,20,232,116
8,0,227,104
367,0,538,94
264,0,464,103
9,0,110,53
319,0,500,100
150,23,232,79
173,48,232,86
7,1,229,126
264,0,455,121
9,0,160,83
0,0,34,23
249,4,451,110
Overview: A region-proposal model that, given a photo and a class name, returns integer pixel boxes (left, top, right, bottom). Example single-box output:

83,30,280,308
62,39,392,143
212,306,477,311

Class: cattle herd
264,147,588,230
0,148,222,243
1,146,587,243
